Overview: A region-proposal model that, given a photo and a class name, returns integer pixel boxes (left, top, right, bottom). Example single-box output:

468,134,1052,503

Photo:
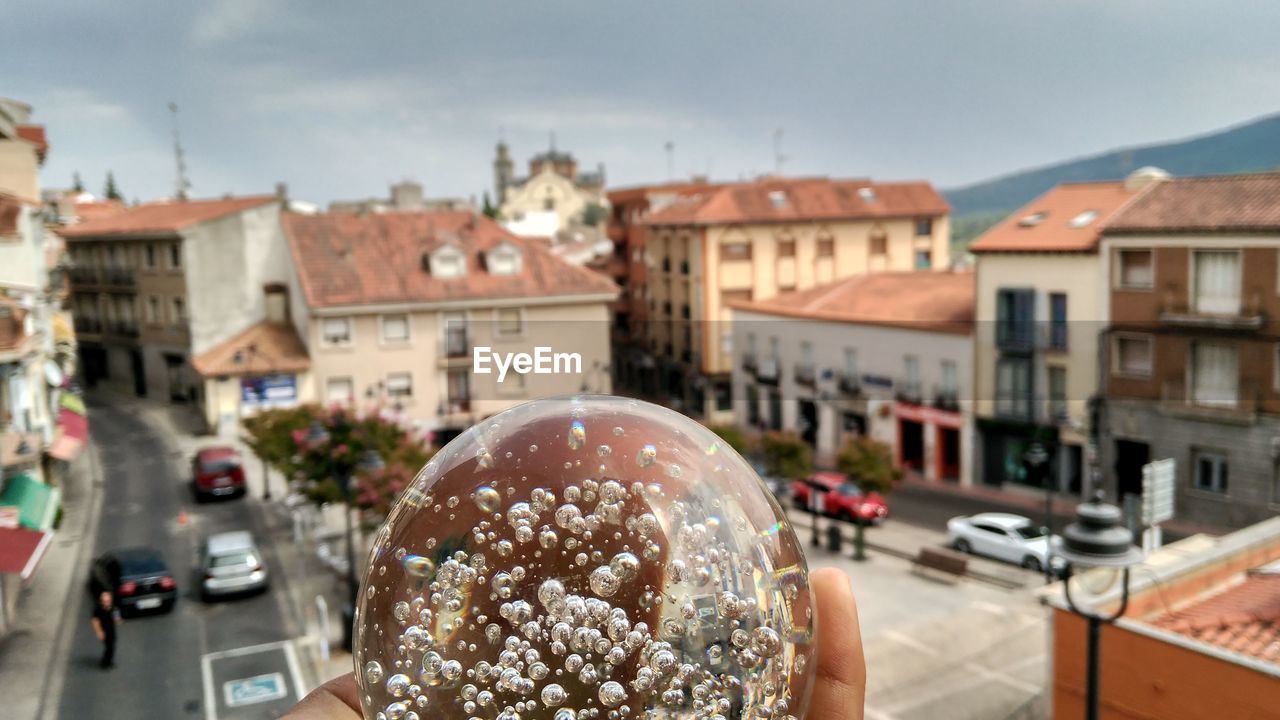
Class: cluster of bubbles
356,396,816,720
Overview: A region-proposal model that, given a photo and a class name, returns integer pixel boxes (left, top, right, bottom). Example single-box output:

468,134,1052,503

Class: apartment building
641,176,951,421
969,170,1160,496
62,194,290,406
730,271,973,477
283,210,617,444
1100,173,1280,529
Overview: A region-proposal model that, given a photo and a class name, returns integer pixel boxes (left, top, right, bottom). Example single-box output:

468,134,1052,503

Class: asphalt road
56,401,304,720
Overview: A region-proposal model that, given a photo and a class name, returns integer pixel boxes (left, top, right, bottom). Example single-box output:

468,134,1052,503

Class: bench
911,546,968,582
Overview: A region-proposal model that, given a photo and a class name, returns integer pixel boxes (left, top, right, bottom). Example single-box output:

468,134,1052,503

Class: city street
52,400,308,719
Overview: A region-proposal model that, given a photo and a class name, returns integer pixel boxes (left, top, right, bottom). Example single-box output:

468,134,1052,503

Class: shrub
836,436,902,495
708,424,750,455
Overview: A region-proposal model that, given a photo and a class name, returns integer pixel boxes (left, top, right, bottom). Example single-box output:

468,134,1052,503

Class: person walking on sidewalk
90,591,121,670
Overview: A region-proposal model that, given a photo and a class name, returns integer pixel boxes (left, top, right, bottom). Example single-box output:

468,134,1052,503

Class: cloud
189,0,278,47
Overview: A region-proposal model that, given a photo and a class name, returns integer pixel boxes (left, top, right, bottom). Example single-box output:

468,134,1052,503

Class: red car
791,471,889,524
192,446,246,501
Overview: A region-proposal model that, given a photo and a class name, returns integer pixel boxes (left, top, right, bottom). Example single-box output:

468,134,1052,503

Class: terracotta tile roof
192,321,310,378
283,211,619,309
72,199,126,222
1151,572,1280,664
729,270,974,334
1104,173,1280,233
607,180,724,205
15,124,47,160
969,181,1141,253
60,195,276,238
643,177,948,226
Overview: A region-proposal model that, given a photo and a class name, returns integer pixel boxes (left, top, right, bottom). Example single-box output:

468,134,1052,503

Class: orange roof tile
969,181,1141,253
60,195,276,238
1105,173,1280,233
607,180,724,205
1151,573,1280,664
283,211,619,309
15,125,47,160
72,199,126,222
192,321,310,378
643,177,948,226
730,270,974,334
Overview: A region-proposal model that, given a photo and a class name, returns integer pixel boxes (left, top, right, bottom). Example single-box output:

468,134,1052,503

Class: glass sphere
355,395,817,720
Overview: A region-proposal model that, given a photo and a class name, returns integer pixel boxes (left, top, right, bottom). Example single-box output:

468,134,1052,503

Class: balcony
932,387,960,412
995,321,1035,354
440,330,470,367
1160,381,1259,422
994,392,1034,422
69,268,100,285
794,363,816,388
741,353,757,374
838,373,862,397
895,380,924,405
108,321,139,339
755,358,780,385
103,267,135,287
74,317,103,335
1158,298,1265,331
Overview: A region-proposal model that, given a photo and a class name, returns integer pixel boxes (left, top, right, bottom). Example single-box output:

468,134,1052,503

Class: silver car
946,512,1065,574
201,531,269,599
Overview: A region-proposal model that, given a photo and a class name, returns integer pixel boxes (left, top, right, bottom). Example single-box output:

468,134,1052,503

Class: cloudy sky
5,1,1280,205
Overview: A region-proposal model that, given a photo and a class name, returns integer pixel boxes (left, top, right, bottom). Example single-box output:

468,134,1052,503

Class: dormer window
429,245,466,279
1069,210,1100,228
487,242,523,276
768,191,787,209
858,187,877,203
1018,212,1047,227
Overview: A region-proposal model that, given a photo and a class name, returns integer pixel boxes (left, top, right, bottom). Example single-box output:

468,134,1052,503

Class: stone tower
494,140,514,204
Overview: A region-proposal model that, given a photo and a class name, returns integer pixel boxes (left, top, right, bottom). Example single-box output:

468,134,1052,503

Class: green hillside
945,112,1280,247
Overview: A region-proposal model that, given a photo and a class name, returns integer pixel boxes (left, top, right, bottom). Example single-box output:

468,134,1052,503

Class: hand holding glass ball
283,396,867,720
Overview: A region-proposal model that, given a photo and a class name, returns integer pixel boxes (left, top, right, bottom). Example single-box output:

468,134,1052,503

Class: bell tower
494,137,514,204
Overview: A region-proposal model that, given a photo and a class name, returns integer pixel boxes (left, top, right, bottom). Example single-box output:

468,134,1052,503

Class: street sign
224,672,288,707
1141,458,1176,526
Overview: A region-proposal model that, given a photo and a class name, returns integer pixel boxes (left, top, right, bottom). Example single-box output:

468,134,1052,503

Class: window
869,230,887,256
996,288,1035,350
1113,335,1152,377
915,218,933,236
800,341,814,368
385,372,413,399
496,307,523,336
1018,212,1047,227
769,336,779,360
144,244,156,269
430,246,466,278
1116,249,1153,289
447,369,470,411
443,312,468,357
904,355,920,391
816,237,834,258
487,245,522,275
1049,366,1067,420
996,357,1032,418
768,190,787,209
1049,293,1068,349
1193,250,1241,315
1193,450,1228,494
721,242,752,261
1191,342,1238,407
941,360,958,393
326,377,353,404
745,332,757,357
381,314,410,343
322,317,352,346
171,297,185,324
1069,210,1099,228
169,243,182,269
914,250,931,269
146,296,160,324
777,239,796,258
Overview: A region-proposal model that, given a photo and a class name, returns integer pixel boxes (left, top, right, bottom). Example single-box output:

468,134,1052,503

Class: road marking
282,638,308,697
202,639,303,720
201,652,216,720
224,672,287,707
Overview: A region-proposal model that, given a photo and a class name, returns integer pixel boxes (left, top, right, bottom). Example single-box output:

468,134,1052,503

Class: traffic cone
178,510,189,526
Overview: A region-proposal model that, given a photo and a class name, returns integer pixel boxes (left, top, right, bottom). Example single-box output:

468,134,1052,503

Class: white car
201,531,269,600
946,512,1064,574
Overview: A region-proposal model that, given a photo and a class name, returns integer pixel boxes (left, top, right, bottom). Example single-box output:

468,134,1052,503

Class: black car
88,548,178,616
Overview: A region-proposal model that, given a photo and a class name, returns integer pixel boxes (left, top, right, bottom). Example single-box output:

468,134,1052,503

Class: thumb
808,567,866,720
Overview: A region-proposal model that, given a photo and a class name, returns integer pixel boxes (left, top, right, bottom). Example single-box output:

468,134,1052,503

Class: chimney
275,181,290,210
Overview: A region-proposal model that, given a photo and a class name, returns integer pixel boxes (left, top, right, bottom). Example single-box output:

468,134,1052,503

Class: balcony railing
104,267,135,286
932,387,960,412
741,353,757,373
74,317,103,334
1158,298,1265,331
444,330,469,358
1160,381,1259,420
996,321,1035,353
69,268,100,285
109,321,139,338
838,373,862,397
755,358,779,384
896,380,924,405
794,364,816,387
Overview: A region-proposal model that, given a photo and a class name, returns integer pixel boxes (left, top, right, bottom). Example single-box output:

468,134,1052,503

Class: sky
5,1,1280,206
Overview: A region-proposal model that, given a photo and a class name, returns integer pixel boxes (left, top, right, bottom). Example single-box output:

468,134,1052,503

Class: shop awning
0,474,58,530
0,526,52,580
48,404,89,462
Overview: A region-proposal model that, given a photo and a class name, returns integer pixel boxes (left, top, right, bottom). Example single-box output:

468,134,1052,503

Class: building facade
730,271,973,477
495,140,607,238
969,172,1160,497
284,210,617,445
642,176,951,422
1100,173,1280,529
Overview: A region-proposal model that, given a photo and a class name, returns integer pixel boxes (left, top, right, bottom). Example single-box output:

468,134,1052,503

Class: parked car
192,446,246,501
88,548,177,616
791,471,889,524
947,512,1065,574
200,531,269,600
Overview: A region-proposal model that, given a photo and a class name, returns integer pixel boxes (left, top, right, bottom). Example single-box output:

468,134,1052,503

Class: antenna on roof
168,102,191,201
773,128,787,176
664,141,675,181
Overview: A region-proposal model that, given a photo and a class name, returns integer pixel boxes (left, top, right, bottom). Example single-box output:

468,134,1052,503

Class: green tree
836,436,902,495
708,424,749,455
482,192,499,219
580,201,607,226
72,171,84,193
103,171,123,201
759,430,812,480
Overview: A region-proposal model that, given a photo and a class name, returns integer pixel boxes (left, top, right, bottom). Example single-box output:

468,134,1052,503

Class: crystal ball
355,395,817,720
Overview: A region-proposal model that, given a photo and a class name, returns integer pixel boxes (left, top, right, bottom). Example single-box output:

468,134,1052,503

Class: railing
69,268,100,285
444,330,469,358
109,321,139,338
995,321,1035,353
1160,381,1259,419
794,364,816,387
896,380,924,405
933,387,960,412
755,358,779,384
74,317,103,334
104,267,135,286
1158,298,1265,330
446,399,471,414
838,373,861,397
994,392,1034,421
741,354,757,373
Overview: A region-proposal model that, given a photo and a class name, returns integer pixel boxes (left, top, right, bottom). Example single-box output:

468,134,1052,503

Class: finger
808,567,866,720
282,672,361,718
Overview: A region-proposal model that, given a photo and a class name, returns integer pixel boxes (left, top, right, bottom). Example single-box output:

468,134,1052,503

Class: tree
708,424,749,455
836,436,902,495
580,201,607,227
72,172,84,193
103,171,123,201
482,192,499,219
759,430,812,480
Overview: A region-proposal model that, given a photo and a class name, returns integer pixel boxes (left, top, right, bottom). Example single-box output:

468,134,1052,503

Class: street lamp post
1057,491,1144,720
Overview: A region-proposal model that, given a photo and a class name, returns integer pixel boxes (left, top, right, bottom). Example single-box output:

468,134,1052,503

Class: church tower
494,140,514,204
